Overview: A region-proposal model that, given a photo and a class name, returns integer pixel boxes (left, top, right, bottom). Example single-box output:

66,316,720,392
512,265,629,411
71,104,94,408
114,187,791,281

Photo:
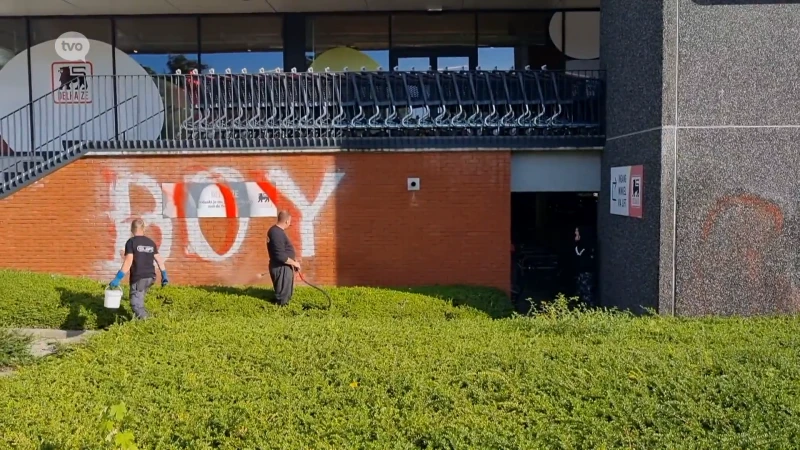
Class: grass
1,269,800,448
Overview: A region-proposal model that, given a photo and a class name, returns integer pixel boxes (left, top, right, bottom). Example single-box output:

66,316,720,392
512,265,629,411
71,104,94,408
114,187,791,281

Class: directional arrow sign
610,165,644,218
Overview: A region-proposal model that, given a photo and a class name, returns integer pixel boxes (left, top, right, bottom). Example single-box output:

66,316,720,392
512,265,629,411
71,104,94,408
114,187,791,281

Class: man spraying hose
266,210,301,306
108,218,169,319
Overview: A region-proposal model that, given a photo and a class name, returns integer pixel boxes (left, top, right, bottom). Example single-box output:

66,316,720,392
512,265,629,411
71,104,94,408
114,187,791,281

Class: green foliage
1,270,800,448
0,269,511,330
103,402,139,450
0,329,32,369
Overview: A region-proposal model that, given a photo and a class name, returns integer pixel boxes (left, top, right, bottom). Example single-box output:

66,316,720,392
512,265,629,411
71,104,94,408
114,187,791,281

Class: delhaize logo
52,32,93,104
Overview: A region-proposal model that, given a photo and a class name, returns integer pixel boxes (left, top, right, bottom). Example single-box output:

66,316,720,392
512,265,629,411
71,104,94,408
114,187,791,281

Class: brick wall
0,152,511,291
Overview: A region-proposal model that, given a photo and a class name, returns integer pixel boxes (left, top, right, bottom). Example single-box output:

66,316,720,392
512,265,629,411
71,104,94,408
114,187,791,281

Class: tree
166,54,208,74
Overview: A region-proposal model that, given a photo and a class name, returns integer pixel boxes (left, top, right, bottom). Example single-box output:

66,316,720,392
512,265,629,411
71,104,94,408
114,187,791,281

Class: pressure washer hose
296,270,332,310
257,269,332,309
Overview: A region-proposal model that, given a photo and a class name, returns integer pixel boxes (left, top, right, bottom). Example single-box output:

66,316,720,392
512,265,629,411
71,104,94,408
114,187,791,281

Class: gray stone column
600,0,800,316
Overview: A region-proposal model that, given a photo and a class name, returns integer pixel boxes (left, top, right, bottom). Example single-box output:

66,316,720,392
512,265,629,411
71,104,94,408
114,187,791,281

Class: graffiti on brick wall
688,193,800,314
99,164,344,275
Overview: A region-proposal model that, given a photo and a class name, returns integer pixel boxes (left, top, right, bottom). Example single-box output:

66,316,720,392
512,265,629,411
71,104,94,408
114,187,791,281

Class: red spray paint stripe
217,182,240,255
217,183,238,218
256,181,280,208
173,182,188,219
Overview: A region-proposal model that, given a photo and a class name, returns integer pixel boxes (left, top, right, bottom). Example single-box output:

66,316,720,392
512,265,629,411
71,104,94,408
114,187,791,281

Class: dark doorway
510,192,598,313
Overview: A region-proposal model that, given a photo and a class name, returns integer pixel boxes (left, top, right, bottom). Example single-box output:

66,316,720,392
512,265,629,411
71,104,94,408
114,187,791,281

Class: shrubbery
0,269,512,330
0,329,32,369
1,269,800,448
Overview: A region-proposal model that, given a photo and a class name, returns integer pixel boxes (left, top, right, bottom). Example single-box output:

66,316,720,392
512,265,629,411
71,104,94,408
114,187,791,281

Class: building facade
0,0,793,316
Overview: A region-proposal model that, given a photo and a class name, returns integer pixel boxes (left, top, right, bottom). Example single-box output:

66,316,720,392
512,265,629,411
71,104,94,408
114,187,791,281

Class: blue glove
109,270,124,288
161,270,169,287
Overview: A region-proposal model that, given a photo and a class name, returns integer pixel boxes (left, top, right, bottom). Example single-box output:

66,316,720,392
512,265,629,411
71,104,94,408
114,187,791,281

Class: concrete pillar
600,0,800,316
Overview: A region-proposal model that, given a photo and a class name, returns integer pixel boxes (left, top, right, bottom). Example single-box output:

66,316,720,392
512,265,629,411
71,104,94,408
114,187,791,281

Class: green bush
0,329,32,369
2,270,800,448
2,312,800,448
0,269,512,330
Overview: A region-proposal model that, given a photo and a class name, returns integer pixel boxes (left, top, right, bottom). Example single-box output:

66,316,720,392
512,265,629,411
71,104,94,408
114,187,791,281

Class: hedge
0,329,32,369
0,269,513,330
2,270,800,447
2,311,800,448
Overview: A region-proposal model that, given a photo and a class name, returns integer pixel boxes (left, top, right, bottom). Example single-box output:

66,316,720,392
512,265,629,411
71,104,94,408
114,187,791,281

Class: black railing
2,69,605,153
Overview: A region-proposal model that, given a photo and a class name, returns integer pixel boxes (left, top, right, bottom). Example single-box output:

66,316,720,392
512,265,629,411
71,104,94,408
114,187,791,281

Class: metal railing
1,68,605,154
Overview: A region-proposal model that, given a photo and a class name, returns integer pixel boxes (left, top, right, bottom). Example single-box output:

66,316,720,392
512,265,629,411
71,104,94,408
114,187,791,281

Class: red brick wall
0,152,510,291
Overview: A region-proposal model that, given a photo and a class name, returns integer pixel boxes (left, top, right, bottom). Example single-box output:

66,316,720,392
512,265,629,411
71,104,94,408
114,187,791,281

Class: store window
200,16,283,73
31,18,113,63
560,11,601,74
0,19,27,71
115,17,200,75
30,18,112,46
391,13,475,49
478,13,553,70
0,19,28,154
305,15,389,71
115,17,199,140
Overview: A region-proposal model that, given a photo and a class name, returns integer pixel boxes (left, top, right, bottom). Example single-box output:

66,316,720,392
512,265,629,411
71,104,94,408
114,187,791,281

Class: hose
296,271,333,310
257,269,332,310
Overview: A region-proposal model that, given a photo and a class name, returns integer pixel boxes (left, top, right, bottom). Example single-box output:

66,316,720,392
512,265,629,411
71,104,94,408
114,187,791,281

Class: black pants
576,272,595,307
130,277,153,319
269,264,295,306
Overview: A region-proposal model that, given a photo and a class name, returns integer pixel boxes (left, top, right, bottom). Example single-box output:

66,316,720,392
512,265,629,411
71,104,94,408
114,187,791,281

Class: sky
131,47,517,74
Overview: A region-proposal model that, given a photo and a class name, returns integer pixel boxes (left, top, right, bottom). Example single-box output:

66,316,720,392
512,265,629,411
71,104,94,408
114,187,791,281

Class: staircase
0,79,124,200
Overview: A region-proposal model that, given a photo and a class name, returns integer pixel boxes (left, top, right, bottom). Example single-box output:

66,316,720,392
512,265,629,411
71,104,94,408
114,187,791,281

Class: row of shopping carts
176,68,604,140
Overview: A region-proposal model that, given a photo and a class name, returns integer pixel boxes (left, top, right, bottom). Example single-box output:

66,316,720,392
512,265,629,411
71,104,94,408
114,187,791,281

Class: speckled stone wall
672,0,800,315
601,0,800,316
599,0,675,313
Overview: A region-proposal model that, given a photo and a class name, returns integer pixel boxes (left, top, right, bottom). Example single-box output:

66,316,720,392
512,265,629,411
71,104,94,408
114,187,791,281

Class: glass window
391,13,475,48
478,13,552,70
115,17,199,141
200,16,283,73
563,11,601,76
115,17,200,75
306,15,389,71
0,19,27,71
0,19,28,154
31,18,113,46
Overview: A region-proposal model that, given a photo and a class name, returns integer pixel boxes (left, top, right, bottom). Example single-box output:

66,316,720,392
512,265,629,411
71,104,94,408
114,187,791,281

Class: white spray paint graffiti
183,167,249,262
100,165,344,272
267,169,345,258
101,169,173,276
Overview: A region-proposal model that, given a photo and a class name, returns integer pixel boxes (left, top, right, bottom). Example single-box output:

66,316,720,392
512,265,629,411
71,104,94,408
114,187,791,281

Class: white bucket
104,287,123,309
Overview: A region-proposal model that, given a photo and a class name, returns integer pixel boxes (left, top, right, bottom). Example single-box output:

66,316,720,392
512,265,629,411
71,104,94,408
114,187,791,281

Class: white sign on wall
610,165,643,218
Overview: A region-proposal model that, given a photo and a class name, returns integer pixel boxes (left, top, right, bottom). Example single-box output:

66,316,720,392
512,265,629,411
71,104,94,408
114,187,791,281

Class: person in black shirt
108,218,169,319
266,210,301,306
574,226,596,307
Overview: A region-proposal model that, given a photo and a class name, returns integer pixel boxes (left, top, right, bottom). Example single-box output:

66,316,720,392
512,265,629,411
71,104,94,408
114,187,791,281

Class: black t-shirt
266,225,296,267
125,235,158,283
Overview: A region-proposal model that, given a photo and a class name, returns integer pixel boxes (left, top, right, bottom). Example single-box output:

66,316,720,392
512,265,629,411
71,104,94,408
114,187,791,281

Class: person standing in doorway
266,210,301,306
574,226,596,307
108,218,169,319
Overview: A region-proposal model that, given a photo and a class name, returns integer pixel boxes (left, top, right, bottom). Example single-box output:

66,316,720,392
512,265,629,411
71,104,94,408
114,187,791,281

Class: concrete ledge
10,328,100,340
